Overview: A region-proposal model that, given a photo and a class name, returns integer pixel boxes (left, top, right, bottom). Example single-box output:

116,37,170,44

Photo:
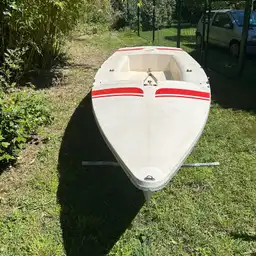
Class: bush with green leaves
0,0,113,72
140,0,176,31
111,0,140,30
111,0,176,31
0,47,28,92
0,0,115,168
1,0,81,70
0,46,52,167
0,89,52,165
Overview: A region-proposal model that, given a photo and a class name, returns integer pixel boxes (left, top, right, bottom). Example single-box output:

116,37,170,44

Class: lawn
0,30,255,256
140,27,196,52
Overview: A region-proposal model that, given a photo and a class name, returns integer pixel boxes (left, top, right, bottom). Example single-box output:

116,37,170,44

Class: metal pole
137,5,140,36
126,0,130,27
204,0,212,69
82,161,220,167
152,0,156,43
238,0,252,75
143,191,153,204
201,0,207,67
177,0,182,48
252,0,255,11
182,162,220,167
0,1,5,62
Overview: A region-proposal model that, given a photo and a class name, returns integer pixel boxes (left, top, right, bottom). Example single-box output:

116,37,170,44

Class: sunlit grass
0,30,255,256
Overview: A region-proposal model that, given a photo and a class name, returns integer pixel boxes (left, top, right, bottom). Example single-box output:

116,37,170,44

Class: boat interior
115,54,183,83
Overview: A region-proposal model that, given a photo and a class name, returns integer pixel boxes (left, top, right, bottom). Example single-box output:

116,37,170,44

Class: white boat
91,46,211,199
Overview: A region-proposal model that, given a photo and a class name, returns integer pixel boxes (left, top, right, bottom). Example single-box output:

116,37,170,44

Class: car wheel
229,41,240,57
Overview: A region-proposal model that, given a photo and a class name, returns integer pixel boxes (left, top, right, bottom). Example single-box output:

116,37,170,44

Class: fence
137,0,197,50
132,0,256,80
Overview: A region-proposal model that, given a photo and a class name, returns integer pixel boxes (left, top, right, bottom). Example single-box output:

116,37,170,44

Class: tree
140,0,176,31
111,0,138,29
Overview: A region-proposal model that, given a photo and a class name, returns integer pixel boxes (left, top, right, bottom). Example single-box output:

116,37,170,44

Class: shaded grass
57,93,144,256
141,27,256,83
0,30,255,256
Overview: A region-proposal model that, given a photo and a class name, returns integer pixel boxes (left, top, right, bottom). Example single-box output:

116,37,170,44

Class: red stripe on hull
156,88,210,99
155,95,210,101
117,47,144,52
92,87,143,97
156,47,183,51
93,94,143,99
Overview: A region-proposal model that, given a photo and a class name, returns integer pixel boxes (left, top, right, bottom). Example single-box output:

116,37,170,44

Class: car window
201,12,215,24
212,13,232,28
231,11,256,27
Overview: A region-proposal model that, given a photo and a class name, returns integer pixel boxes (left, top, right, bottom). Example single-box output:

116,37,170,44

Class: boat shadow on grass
57,92,144,256
188,48,256,113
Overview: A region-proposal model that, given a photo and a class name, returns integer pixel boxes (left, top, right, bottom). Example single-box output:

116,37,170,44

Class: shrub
0,89,52,165
140,0,176,31
0,46,52,167
1,0,114,72
110,0,139,30
111,0,176,31
0,47,27,92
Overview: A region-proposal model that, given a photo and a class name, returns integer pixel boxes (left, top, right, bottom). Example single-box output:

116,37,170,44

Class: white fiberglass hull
91,46,211,192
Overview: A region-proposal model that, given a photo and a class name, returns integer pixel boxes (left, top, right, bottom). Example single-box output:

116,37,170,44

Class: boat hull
91,46,211,192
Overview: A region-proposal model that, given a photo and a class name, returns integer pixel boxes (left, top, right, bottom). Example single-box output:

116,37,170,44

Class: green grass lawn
140,27,196,51
0,30,255,256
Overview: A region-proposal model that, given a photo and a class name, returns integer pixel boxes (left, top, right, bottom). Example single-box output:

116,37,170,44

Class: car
196,9,256,56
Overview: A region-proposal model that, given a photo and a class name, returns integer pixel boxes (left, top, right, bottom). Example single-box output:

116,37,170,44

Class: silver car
196,9,256,56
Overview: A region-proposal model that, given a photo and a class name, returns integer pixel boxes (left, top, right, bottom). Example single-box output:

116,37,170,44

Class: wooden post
152,0,156,43
177,0,182,48
238,0,252,75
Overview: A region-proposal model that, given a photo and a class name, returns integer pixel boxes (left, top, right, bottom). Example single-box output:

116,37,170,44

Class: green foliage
0,48,27,92
111,0,137,29
175,0,247,25
140,0,176,31
211,0,246,10
75,0,112,34
0,89,52,165
179,0,204,24
81,0,112,24
137,0,143,7
0,0,113,72
111,0,176,31
0,0,115,168
5,0,82,70
0,46,51,167
132,237,152,256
